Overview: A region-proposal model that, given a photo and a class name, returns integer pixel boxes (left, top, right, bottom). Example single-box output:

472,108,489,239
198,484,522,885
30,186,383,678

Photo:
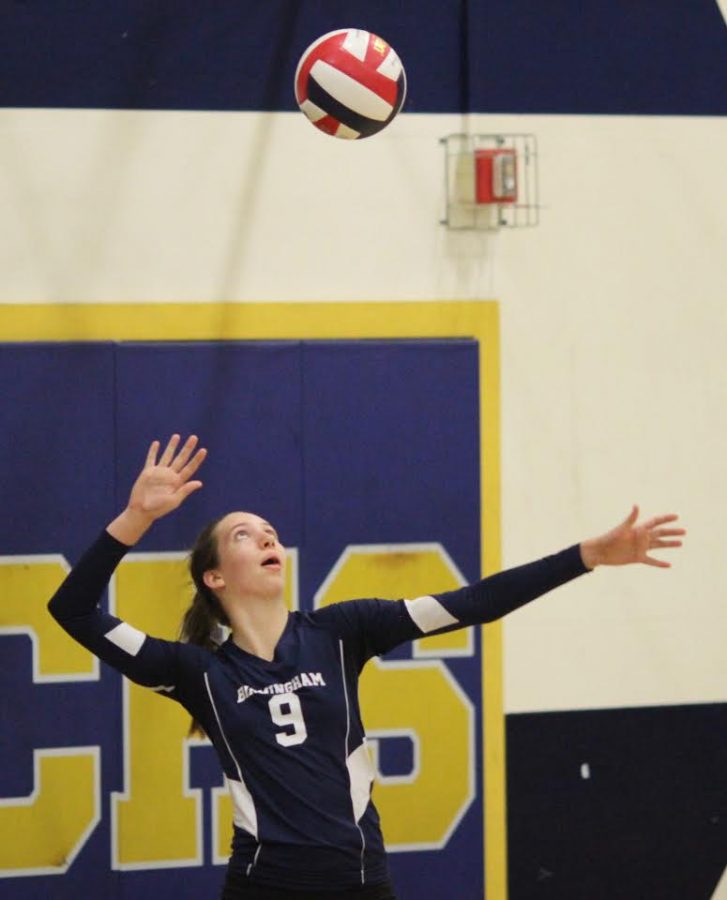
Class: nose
261,533,275,548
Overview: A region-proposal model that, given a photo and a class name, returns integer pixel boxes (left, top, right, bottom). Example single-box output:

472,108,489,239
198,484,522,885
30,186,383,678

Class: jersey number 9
268,693,308,747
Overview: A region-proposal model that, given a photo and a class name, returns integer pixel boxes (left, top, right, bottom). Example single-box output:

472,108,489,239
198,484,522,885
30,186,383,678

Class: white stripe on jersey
227,776,259,839
404,595,458,634
339,641,367,884
346,740,375,823
204,674,259,842
104,621,146,656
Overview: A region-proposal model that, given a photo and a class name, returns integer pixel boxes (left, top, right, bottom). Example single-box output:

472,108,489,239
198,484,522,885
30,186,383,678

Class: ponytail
180,515,227,736
179,588,229,654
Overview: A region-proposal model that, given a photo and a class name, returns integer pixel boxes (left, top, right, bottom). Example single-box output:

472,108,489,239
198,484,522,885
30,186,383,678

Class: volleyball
294,29,407,139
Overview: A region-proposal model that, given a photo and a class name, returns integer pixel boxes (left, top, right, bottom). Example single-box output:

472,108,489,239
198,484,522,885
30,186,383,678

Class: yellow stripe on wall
0,299,505,898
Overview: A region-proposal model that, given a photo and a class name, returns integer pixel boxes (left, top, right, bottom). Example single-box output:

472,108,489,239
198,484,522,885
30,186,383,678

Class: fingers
652,526,686,538
643,555,672,569
159,434,181,467
178,480,204,501
627,508,682,534
149,435,206,479
642,517,684,565
642,513,680,530
650,524,686,550
179,447,207,482
623,504,639,527
170,435,199,473
145,440,160,468
635,510,685,546
651,532,685,550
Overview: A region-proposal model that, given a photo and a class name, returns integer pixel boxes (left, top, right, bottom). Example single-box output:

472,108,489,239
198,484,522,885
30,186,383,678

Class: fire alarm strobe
475,148,518,204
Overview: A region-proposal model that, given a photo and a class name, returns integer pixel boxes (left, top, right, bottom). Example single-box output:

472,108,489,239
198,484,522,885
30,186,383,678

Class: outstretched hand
107,435,207,546
580,505,685,570
128,434,207,520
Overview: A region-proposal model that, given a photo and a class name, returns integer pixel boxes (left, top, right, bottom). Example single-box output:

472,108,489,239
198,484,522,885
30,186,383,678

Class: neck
227,595,289,662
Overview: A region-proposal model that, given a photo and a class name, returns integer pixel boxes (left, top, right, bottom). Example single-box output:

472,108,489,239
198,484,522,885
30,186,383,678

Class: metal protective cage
440,133,539,231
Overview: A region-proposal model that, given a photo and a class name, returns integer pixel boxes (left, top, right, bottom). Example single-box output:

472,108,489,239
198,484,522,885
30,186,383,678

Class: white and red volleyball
294,29,406,139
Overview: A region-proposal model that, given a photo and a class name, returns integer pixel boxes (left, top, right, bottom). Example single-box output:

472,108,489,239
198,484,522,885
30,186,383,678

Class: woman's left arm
313,506,686,657
404,505,686,634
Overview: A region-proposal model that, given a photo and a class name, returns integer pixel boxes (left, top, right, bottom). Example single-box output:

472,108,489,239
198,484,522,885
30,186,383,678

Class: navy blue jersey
48,530,588,890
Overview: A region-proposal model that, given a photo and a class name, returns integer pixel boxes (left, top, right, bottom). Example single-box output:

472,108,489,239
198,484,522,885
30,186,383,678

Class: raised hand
107,435,207,546
580,505,685,570
128,434,207,520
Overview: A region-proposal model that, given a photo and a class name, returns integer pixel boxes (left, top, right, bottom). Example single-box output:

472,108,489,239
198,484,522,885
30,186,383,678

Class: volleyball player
48,434,685,899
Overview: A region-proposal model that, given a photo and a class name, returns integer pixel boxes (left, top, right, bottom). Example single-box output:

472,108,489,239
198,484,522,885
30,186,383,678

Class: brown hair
180,515,229,736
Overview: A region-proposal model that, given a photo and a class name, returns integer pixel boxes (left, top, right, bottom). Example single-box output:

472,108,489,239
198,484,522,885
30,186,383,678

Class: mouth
261,554,282,570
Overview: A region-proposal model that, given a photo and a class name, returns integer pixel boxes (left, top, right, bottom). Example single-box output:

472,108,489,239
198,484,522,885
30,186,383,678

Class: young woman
48,434,685,900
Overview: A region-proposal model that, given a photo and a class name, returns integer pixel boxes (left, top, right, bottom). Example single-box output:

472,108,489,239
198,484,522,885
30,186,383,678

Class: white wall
1,107,725,714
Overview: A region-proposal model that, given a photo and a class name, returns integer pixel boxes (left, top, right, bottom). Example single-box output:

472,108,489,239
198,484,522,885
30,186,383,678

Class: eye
233,529,249,541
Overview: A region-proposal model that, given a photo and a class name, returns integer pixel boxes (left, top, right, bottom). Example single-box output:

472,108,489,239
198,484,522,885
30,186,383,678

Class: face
203,512,286,603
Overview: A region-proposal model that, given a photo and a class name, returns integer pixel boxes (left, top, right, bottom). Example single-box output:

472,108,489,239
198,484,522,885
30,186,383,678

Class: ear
203,570,225,591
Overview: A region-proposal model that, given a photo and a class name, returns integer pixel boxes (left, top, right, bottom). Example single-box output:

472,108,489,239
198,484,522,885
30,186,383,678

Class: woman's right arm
48,434,207,689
